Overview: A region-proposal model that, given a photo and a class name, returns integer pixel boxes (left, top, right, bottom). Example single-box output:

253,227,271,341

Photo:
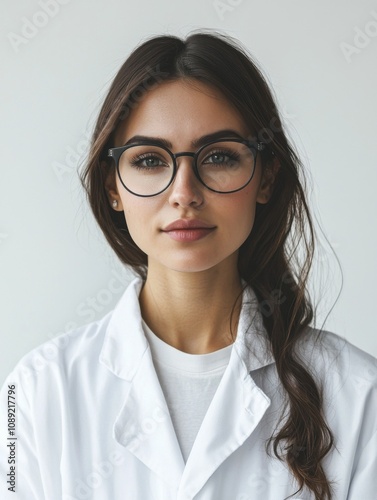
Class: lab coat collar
99,276,275,380
99,276,150,381
99,276,275,496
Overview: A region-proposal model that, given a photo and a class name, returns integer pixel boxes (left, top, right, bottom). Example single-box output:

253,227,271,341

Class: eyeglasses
107,138,266,197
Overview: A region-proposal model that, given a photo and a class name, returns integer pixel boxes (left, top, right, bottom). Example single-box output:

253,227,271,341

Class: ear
104,162,124,211
256,156,280,204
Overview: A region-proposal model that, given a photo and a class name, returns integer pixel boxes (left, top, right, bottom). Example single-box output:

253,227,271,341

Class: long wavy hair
80,31,334,499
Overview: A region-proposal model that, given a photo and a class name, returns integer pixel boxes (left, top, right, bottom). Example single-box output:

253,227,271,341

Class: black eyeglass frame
108,137,267,197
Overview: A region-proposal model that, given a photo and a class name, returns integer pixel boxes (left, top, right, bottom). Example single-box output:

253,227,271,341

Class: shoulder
297,327,377,384
296,328,377,418
3,276,145,390
4,310,114,388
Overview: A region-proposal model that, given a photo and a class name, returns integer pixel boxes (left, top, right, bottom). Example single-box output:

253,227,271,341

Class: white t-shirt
142,320,233,462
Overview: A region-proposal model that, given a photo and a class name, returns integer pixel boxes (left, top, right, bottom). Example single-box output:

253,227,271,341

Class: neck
139,260,244,354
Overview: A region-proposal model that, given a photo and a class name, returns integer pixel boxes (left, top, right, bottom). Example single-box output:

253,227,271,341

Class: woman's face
107,79,274,275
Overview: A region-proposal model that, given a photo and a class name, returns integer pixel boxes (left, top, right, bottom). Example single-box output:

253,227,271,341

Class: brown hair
80,30,334,499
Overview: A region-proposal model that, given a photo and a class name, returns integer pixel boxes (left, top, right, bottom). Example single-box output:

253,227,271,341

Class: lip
162,219,216,231
163,228,215,242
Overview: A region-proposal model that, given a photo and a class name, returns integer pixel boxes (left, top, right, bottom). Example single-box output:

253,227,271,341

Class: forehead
114,79,250,147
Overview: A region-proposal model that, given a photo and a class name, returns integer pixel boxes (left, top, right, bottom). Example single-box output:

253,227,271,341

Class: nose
167,154,205,208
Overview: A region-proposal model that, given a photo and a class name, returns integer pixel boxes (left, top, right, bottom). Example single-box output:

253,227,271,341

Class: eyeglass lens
117,141,257,196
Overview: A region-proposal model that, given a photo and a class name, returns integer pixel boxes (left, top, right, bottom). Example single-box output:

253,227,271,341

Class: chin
159,255,233,274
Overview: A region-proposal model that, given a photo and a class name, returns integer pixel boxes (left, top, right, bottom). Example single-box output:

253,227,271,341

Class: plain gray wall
1,0,377,385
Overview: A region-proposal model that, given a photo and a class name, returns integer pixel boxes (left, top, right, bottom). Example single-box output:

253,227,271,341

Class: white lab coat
0,276,376,499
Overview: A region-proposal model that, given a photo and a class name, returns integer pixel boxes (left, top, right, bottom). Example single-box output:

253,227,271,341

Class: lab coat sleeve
346,427,377,499
0,367,45,499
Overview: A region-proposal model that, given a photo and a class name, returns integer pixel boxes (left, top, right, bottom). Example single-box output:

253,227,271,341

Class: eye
202,149,240,166
129,153,169,170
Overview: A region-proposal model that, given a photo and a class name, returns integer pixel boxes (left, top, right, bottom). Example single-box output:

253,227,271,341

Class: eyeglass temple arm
254,141,276,156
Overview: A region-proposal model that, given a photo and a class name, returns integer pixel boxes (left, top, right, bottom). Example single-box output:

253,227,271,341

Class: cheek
227,182,260,223
120,194,157,240
237,167,263,227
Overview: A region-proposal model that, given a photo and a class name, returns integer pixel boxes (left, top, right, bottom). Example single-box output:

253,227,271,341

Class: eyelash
128,149,241,170
202,149,241,163
129,154,168,170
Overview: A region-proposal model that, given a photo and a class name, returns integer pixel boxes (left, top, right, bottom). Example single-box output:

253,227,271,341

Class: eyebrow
123,129,246,149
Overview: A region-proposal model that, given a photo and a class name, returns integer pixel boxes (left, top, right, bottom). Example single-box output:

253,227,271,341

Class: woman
1,31,376,500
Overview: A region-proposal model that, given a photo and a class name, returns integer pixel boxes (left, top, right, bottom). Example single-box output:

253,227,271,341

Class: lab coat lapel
100,277,185,490
178,283,274,498
178,342,271,497
112,348,185,490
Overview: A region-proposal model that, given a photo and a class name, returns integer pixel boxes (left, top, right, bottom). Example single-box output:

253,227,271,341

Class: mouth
162,219,216,232
162,227,216,242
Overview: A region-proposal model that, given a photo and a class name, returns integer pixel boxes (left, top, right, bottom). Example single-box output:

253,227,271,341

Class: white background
1,0,376,385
